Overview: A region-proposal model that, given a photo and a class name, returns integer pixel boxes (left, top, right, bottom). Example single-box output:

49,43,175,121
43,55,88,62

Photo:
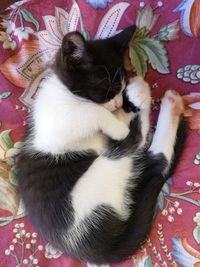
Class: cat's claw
125,76,151,110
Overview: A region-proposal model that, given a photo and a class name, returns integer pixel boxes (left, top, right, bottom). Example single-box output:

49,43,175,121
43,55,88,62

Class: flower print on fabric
44,243,62,259
4,223,44,266
85,0,115,9
183,92,200,135
174,0,200,37
0,31,16,50
172,238,200,267
14,27,34,42
0,4,39,51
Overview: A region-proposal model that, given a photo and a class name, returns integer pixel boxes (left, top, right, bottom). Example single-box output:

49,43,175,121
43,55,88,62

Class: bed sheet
0,0,200,266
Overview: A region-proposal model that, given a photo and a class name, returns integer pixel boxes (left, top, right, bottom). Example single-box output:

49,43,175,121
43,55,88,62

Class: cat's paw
162,90,184,117
106,121,130,140
126,76,151,110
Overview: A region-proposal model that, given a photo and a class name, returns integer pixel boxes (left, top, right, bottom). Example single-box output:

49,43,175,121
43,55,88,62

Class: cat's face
55,26,136,111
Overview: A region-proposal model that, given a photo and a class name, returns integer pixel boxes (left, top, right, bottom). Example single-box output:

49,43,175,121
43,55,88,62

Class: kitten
16,26,186,264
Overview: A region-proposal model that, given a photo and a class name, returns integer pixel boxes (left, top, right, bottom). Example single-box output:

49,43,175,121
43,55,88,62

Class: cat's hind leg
149,90,185,174
108,90,186,262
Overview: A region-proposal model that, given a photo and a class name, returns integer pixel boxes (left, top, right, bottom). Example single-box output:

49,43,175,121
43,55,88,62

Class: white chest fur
32,74,107,154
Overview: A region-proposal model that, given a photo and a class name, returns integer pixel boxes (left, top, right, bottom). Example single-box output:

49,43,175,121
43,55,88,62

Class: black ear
110,25,136,53
61,31,86,68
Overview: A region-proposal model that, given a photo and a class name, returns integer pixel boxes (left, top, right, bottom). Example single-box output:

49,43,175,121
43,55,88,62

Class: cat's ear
110,25,136,53
61,31,87,68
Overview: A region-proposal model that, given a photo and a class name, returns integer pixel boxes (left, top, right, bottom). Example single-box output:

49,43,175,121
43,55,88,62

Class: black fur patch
105,115,143,159
16,150,97,243
122,90,140,113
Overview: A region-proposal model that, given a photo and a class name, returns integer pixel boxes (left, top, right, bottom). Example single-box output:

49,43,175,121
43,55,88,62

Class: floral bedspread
0,0,200,266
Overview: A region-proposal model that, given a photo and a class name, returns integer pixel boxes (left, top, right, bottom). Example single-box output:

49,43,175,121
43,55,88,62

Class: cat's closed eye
55,30,130,105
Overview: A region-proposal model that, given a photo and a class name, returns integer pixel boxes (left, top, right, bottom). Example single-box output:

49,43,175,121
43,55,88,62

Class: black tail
167,117,188,177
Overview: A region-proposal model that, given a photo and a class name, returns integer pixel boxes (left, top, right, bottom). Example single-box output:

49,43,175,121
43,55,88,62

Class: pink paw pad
163,90,184,116
168,96,175,103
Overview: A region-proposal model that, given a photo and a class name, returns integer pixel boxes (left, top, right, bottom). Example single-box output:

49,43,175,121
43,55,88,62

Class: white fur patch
71,156,133,224
32,74,89,154
126,76,151,146
149,90,182,162
32,74,125,154
126,76,151,110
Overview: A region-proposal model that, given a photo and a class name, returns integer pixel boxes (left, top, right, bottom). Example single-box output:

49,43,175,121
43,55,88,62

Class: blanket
0,0,200,266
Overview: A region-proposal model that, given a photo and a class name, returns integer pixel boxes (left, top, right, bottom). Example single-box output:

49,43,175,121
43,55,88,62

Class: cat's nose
114,96,123,108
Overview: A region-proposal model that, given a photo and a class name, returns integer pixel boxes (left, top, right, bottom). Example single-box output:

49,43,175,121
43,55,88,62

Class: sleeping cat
16,26,186,264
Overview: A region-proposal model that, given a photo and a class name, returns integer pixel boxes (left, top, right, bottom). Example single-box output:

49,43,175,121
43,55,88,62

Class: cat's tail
166,117,187,176
109,117,187,263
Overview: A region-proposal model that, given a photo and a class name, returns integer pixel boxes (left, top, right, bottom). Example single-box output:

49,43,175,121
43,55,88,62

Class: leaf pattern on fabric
128,27,169,77
95,2,130,39
157,20,180,41
193,212,200,244
55,7,69,36
193,226,200,244
136,4,159,31
20,8,40,32
0,130,14,152
0,132,24,226
0,7,39,49
0,91,12,101
127,4,179,77
129,43,148,77
67,1,81,32
140,38,169,74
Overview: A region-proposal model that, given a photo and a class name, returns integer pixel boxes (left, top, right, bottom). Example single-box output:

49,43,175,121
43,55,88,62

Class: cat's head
55,25,136,111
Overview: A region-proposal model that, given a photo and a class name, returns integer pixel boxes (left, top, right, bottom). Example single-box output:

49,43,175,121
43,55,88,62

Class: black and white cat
16,26,185,264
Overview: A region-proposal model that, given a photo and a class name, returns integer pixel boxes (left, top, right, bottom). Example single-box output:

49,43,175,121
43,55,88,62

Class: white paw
106,121,130,140
126,76,151,110
162,90,184,116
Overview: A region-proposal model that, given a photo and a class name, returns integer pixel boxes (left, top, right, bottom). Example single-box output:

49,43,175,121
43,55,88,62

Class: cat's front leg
100,76,151,142
124,76,151,146
99,109,130,140
114,108,135,126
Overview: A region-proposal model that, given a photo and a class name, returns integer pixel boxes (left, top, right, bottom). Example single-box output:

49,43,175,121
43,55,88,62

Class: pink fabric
0,0,200,266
